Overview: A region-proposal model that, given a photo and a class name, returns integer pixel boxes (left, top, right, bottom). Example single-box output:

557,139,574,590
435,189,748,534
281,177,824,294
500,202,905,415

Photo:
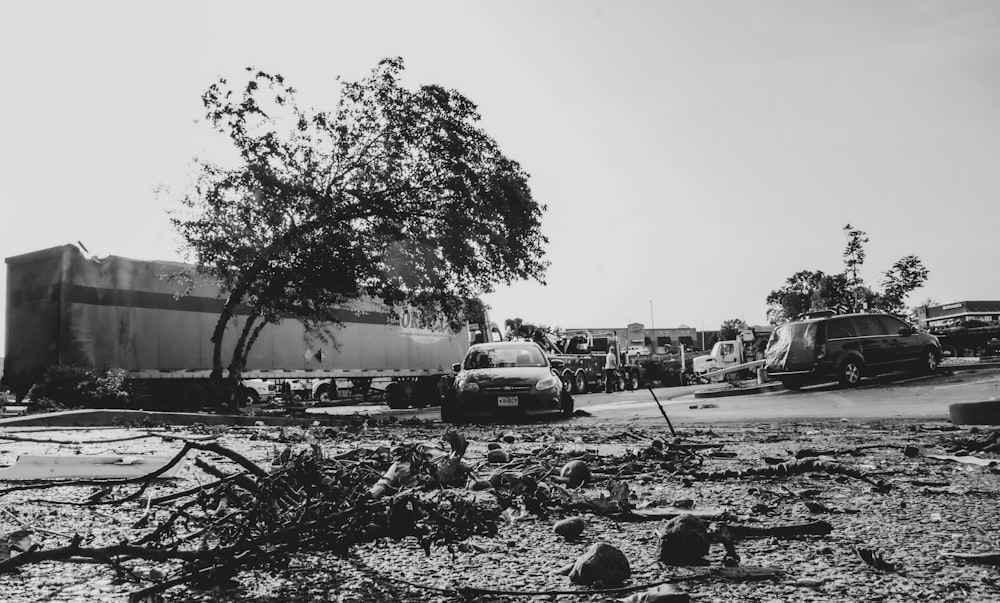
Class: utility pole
649,299,655,353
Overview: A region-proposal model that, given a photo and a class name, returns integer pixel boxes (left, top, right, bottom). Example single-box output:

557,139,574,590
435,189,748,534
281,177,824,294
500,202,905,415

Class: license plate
497,396,519,407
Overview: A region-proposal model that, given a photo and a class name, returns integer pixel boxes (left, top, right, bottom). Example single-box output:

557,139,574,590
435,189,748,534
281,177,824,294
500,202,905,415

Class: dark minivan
765,312,942,389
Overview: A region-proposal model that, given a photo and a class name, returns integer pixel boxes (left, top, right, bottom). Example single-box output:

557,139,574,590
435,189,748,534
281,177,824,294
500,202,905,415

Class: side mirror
898,327,913,336
549,358,564,368
451,362,462,372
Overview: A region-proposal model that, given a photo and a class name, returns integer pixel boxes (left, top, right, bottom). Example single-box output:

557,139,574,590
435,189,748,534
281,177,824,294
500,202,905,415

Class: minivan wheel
838,359,863,387
923,349,940,374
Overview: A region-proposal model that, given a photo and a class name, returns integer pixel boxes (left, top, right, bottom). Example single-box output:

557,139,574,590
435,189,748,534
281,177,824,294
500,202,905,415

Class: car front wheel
441,391,461,424
838,359,864,387
560,390,574,418
922,349,940,374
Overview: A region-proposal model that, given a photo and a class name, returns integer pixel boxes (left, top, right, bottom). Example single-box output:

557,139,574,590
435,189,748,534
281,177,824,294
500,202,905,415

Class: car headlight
458,379,480,392
535,375,560,391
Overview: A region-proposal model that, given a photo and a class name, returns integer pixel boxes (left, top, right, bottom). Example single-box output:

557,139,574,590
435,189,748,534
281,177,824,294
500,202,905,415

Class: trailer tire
238,387,259,407
949,400,1000,425
386,382,409,409
413,377,441,409
574,371,588,395
315,383,338,402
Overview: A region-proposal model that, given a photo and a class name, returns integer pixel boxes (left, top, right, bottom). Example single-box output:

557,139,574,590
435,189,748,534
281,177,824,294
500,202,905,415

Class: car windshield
465,345,547,369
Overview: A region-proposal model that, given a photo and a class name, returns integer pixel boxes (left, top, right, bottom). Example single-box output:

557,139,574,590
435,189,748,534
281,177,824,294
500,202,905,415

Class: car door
849,314,890,369
878,315,922,368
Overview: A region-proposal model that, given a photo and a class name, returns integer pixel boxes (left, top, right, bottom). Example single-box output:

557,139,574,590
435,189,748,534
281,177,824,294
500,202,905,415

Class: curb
693,382,785,399
0,409,361,429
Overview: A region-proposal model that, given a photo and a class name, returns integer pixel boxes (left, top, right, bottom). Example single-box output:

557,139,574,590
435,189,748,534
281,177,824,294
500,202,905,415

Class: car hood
460,367,552,385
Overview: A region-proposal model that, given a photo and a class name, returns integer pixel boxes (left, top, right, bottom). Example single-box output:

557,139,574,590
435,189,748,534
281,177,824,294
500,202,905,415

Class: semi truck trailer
3,244,497,409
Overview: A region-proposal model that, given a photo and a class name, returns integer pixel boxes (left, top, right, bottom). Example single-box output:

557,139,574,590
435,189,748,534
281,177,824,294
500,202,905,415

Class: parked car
765,312,942,390
441,341,573,423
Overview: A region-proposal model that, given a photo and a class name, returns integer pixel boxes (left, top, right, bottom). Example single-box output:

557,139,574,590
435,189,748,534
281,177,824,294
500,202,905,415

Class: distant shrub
28,365,131,410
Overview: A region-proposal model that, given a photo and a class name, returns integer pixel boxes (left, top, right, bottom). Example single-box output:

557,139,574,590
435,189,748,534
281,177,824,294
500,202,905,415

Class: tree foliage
719,318,748,341
503,317,555,339
766,225,928,324
171,58,548,399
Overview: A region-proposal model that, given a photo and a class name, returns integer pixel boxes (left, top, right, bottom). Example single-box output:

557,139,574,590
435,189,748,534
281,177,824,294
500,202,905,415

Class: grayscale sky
2,0,999,345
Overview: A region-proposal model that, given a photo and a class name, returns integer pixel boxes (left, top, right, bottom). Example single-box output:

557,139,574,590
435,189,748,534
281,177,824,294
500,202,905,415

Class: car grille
481,386,533,396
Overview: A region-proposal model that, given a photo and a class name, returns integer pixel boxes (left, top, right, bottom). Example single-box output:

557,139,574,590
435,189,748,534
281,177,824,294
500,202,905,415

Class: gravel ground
1,418,999,602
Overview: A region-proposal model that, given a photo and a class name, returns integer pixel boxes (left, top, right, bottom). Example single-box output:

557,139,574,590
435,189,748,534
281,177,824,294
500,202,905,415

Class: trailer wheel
573,371,588,395
413,377,441,408
315,383,337,402
238,387,259,407
386,382,409,409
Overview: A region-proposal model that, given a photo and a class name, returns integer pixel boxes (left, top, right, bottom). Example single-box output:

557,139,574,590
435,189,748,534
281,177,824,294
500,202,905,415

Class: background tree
842,223,869,311
765,270,827,324
503,318,555,339
875,255,930,315
719,318,748,341
766,225,928,324
171,58,548,402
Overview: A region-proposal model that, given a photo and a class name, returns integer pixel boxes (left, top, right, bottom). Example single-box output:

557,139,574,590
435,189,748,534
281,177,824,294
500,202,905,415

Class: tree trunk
209,288,248,407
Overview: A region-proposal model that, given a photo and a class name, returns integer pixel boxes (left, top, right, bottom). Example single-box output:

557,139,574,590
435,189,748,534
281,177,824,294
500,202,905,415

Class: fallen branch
725,520,833,539
948,551,1000,565
684,458,888,489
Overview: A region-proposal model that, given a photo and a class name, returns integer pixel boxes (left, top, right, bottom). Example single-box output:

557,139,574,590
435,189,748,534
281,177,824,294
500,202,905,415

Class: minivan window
879,315,910,335
826,317,856,339
851,315,886,337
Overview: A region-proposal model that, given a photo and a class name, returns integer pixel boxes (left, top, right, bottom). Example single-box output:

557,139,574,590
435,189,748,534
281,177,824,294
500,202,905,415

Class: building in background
915,301,1000,330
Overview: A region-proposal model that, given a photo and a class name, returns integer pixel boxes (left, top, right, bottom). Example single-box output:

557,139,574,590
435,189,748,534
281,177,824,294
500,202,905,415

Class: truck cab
693,340,743,375
691,328,765,380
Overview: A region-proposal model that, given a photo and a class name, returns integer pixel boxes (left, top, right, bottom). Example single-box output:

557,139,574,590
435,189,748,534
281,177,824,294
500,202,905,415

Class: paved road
306,367,1000,426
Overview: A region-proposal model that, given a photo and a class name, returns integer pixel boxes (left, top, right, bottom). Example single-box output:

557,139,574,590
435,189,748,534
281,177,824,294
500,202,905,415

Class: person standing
605,345,620,393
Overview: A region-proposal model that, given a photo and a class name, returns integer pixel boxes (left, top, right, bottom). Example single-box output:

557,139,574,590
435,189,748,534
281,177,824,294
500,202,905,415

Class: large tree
171,58,548,401
766,225,928,324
